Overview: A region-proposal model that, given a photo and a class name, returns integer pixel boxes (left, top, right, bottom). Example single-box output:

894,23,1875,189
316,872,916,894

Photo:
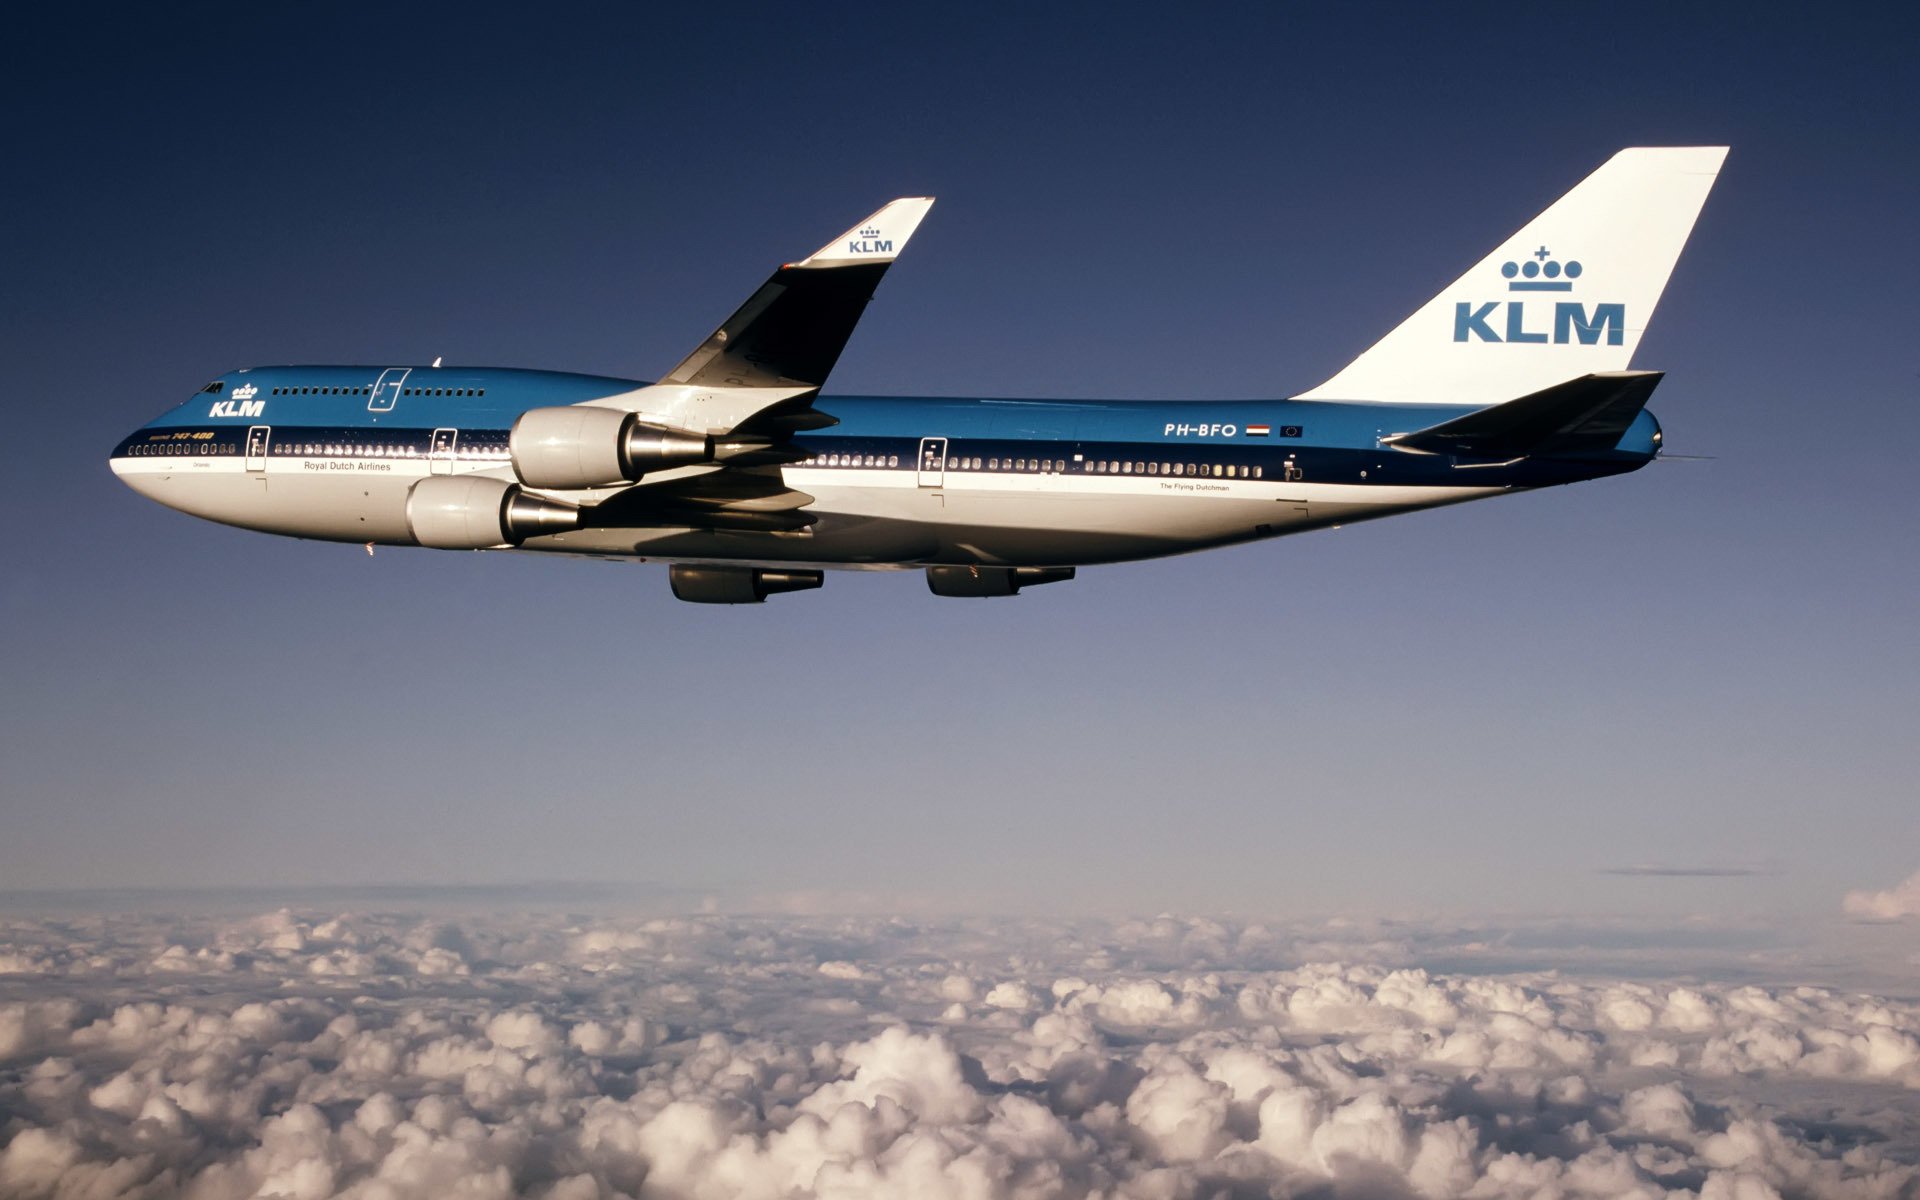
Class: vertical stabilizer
1297,147,1727,406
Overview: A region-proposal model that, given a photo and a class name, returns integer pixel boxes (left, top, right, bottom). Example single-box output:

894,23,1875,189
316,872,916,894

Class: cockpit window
200,381,224,394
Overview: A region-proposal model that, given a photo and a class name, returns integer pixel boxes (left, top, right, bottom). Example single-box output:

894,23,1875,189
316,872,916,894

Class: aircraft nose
110,418,260,521
109,428,158,498
108,425,195,510
109,429,141,474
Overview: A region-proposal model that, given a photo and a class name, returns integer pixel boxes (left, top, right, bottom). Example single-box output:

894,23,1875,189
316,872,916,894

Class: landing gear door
369,368,410,413
430,428,458,475
245,425,270,473
917,437,947,487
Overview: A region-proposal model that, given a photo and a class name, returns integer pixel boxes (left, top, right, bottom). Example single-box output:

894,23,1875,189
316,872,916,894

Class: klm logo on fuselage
846,225,893,255
1453,247,1623,345
210,383,262,418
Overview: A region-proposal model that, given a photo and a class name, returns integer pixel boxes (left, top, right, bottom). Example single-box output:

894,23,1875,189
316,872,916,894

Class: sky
2,2,1917,925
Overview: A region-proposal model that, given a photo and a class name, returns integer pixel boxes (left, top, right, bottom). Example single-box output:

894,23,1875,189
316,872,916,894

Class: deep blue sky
2,3,1914,918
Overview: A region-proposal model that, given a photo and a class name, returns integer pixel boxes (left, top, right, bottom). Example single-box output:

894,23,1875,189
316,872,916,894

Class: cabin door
916,437,947,487
369,367,410,413
244,425,270,473
429,428,458,475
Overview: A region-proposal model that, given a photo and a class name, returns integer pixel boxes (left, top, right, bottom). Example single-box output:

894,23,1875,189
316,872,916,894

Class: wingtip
797,197,936,267
1612,145,1731,166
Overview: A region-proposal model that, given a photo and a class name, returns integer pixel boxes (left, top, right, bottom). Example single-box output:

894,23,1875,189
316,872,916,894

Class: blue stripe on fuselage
130,366,1655,488
144,366,639,430
153,366,1474,451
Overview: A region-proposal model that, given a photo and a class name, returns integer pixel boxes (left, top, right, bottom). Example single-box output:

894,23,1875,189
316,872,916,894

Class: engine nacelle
509,406,712,489
669,565,823,604
926,566,1076,598
406,475,581,549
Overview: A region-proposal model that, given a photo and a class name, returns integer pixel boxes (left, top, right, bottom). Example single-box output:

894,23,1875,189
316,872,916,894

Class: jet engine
509,406,712,489
668,565,823,604
925,566,1076,598
406,476,581,549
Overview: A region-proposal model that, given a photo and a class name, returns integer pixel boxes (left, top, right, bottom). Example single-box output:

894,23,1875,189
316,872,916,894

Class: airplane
111,146,1726,603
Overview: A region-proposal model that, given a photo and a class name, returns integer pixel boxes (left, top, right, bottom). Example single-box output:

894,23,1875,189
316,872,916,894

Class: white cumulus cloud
0,910,1916,1198
1845,870,1920,921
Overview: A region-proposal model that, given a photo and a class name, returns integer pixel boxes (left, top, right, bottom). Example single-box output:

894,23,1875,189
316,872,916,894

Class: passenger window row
803,453,902,468
267,441,512,459
797,451,1268,479
127,442,235,456
129,433,1278,480
938,457,1068,473
1088,460,1263,479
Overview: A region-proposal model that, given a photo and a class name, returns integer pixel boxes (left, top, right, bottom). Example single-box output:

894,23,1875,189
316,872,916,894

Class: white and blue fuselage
109,149,1723,601
110,367,1655,567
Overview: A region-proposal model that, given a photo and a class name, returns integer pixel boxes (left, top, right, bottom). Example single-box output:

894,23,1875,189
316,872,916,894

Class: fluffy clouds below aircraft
1,910,1917,1198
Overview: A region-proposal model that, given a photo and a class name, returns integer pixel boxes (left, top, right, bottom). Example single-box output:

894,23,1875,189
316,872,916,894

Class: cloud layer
1845,871,1920,922
2,910,1918,1198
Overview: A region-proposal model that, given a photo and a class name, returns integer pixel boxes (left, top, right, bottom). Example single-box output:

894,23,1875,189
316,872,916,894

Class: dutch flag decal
1246,424,1270,437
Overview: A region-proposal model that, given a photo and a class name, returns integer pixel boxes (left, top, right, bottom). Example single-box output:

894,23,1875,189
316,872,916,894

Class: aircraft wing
564,199,933,528
585,468,820,534
596,196,933,442
662,197,934,391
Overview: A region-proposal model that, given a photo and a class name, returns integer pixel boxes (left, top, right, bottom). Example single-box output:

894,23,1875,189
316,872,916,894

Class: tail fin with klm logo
1297,147,1727,407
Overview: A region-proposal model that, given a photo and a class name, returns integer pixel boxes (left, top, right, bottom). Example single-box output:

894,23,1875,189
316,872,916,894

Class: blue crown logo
1501,246,1583,292
859,227,882,239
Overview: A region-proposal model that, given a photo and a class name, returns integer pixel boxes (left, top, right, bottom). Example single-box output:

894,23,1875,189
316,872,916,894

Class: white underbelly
112,454,1502,567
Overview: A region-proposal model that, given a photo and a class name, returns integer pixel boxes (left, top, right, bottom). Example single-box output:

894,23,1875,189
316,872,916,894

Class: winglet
660,197,936,392
792,197,935,268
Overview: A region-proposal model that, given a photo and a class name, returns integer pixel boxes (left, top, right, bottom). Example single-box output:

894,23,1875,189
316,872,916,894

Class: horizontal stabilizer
1383,371,1662,460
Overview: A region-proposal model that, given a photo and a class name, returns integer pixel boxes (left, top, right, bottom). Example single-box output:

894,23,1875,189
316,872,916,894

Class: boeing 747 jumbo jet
112,147,1726,602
